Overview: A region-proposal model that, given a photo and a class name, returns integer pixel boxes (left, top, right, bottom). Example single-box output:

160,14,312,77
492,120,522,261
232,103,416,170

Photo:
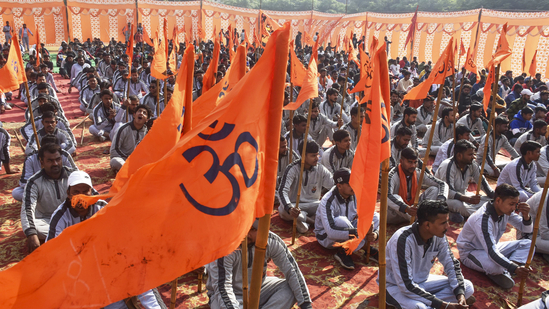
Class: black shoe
366,247,379,264
487,272,514,290
334,249,355,270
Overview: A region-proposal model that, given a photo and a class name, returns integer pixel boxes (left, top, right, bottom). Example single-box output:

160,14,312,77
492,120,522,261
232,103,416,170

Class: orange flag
303,31,315,47
0,34,27,92
335,35,341,52
34,26,40,66
404,6,419,49
150,32,167,80
522,48,526,73
483,64,496,112
317,16,343,46
125,24,134,71
337,44,391,254
284,57,318,110
486,23,511,68
460,38,466,56
0,25,290,309
529,50,538,77
168,47,177,73
348,33,359,65
191,43,247,127
203,36,220,93
464,46,477,73
142,27,154,46
228,24,234,48
290,41,307,87
403,38,455,101
369,36,379,55
350,45,372,95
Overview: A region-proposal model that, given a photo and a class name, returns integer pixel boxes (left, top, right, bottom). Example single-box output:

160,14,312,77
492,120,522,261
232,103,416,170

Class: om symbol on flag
10,59,19,79
179,121,259,216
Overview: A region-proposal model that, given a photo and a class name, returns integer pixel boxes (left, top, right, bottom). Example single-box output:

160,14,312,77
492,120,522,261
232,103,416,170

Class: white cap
67,171,93,188
521,89,533,96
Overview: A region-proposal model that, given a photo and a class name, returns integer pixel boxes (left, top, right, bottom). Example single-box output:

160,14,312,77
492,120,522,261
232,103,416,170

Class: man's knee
12,186,24,202
463,279,475,299
110,157,125,171
333,216,354,229
422,186,440,200
519,191,530,202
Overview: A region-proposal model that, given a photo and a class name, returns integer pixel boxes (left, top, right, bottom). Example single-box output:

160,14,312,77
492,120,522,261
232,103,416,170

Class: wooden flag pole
163,77,168,116
13,129,25,153
291,98,314,245
451,55,461,140
24,82,40,149
339,64,351,128
517,174,549,306
409,84,445,224
169,278,177,309
81,118,86,146
156,79,160,117
455,71,467,140
289,54,294,163
248,214,271,309
71,115,90,131
476,66,500,195
125,77,131,122
241,238,249,309
378,157,390,309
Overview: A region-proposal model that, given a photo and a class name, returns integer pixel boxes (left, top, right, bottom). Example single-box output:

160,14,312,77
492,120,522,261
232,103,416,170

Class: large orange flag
150,33,167,80
337,44,391,254
486,23,511,68
303,31,315,47
348,33,359,65
0,34,27,92
168,47,177,73
464,46,477,73
125,24,134,71
0,24,290,309
35,26,40,66
350,45,372,95
290,41,307,87
529,50,538,77
403,38,454,101
284,57,318,110
483,64,496,112
404,6,419,49
203,36,220,93
142,28,154,46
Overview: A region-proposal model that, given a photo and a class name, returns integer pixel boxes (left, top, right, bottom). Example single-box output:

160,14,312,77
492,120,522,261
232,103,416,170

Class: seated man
110,104,152,172
518,290,549,309
13,135,76,202
536,145,549,185
341,106,363,152
422,107,455,156
456,102,485,143
431,125,471,173
21,102,74,145
391,106,418,149
21,143,73,253
457,184,533,289
206,221,312,309
0,125,15,175
315,168,380,270
390,126,412,170
284,114,313,153
320,129,354,173
435,140,494,222
525,192,549,262
278,141,333,233
383,200,475,309
509,107,533,144
26,111,75,155
46,171,166,309
497,141,542,202
89,89,121,141
476,117,519,177
78,76,100,113
113,69,129,99
387,147,449,225
513,119,547,154
112,95,139,139
277,136,299,187
308,101,342,147
415,95,435,137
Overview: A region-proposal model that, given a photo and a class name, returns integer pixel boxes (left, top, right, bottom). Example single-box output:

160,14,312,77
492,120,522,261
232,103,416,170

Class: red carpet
0,74,548,308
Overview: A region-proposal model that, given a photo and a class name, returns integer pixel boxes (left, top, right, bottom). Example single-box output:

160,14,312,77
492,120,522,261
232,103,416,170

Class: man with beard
497,141,542,202
415,96,435,137
422,108,455,156
89,89,121,141
432,125,471,173
308,101,343,147
341,106,363,152
26,111,75,155
46,171,167,309
391,107,418,148
112,95,139,138
383,200,475,308
110,104,152,172
21,143,74,253
476,117,520,177
456,103,485,143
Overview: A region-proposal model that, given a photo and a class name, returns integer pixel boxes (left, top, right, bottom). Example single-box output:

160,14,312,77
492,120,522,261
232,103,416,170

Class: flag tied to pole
0,34,26,92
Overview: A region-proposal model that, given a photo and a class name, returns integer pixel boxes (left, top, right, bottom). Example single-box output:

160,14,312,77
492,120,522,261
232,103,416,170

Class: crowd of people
0,20,549,308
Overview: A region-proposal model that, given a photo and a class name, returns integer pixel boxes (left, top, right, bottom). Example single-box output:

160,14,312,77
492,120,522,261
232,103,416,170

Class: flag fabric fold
290,41,307,87
483,64,496,112
0,34,27,93
284,57,318,110
464,46,477,74
203,37,220,93
486,23,511,68
125,24,134,71
404,6,419,50
0,23,291,309
350,45,372,95
529,50,538,77
150,33,167,80
302,31,315,47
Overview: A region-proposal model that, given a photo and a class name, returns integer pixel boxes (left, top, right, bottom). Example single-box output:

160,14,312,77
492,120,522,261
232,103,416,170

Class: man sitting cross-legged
320,129,354,174
435,140,494,223
457,183,533,290
89,89,121,142
387,147,449,225
46,171,166,309
497,141,542,202
278,140,333,233
476,116,519,177
383,199,475,309
315,168,380,270
110,104,152,172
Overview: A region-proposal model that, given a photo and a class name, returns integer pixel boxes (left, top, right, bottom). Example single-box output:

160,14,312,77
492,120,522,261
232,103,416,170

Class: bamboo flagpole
517,174,549,306
156,79,160,117
291,99,314,245
339,64,350,128
169,278,177,309
409,84,445,224
451,51,461,139
13,129,25,153
241,238,249,309
248,214,271,308
378,158,390,309
476,66,500,195
24,82,40,149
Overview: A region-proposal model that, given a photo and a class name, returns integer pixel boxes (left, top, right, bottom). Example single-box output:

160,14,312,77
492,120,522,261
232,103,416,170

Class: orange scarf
398,164,418,206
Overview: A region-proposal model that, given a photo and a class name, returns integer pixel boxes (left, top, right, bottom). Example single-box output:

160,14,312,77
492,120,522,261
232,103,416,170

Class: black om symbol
179,121,259,216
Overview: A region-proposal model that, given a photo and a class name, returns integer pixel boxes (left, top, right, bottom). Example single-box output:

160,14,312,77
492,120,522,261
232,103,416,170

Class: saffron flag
350,45,372,95
317,16,343,46
290,41,307,87
142,28,154,47
125,24,134,71
0,34,27,92
0,24,291,309
486,23,512,68
464,46,477,73
303,31,315,47
168,46,177,73
337,44,391,254
529,50,538,77
460,38,466,56
284,57,318,110
403,38,454,101
348,33,359,65
522,48,526,72
335,35,341,52
35,26,40,66
404,6,419,50
203,36,220,93
150,33,167,80
369,36,379,56
483,64,496,112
